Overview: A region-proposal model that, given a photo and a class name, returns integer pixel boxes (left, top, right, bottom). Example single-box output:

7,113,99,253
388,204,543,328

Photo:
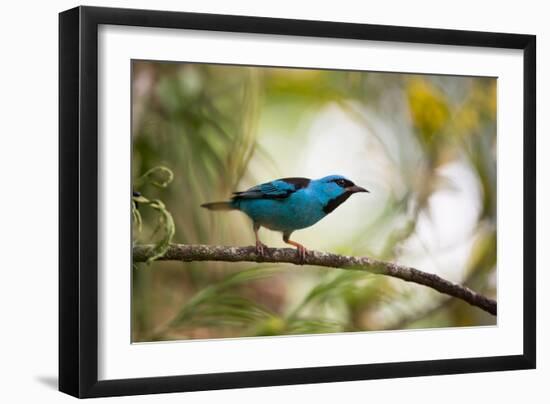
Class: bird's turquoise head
311,175,369,214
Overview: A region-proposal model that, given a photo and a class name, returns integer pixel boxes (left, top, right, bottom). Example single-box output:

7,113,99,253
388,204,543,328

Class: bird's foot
255,240,268,257
296,245,309,264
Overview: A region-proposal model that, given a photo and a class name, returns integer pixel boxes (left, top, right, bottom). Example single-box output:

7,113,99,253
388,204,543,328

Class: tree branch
133,244,497,316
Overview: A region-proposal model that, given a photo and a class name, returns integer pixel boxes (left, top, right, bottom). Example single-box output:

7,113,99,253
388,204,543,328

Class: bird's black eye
330,178,353,187
332,178,355,188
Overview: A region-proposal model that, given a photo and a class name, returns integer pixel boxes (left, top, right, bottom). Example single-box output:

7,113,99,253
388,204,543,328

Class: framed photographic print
59,6,536,398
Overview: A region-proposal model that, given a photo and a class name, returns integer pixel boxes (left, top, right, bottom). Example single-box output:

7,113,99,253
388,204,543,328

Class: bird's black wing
232,177,311,200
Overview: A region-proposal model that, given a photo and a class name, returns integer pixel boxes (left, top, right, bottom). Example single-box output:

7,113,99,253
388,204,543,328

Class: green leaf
166,267,279,331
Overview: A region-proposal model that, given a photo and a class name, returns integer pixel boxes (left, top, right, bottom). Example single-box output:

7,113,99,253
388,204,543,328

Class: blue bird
201,175,369,260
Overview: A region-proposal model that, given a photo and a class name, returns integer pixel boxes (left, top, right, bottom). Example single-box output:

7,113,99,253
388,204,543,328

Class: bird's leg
253,223,267,256
283,233,308,264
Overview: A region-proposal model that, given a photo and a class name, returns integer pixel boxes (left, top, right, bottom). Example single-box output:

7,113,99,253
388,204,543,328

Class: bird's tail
200,201,236,211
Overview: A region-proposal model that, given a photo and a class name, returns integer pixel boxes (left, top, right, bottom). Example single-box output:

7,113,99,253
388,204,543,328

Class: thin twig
133,244,497,316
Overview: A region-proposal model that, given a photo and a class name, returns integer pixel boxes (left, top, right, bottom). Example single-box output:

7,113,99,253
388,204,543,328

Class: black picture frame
59,5,536,398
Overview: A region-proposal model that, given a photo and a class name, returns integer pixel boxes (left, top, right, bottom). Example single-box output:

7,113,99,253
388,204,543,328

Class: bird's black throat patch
322,191,353,214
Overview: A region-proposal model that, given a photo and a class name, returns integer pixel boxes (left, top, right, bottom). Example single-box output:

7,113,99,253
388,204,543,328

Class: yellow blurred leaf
454,105,480,137
407,78,450,144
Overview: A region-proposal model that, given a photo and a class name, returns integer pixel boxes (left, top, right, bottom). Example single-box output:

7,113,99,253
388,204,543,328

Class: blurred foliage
407,78,450,151
132,61,497,342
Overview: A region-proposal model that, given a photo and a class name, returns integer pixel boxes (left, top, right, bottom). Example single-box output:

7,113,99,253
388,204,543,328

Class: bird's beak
347,185,369,193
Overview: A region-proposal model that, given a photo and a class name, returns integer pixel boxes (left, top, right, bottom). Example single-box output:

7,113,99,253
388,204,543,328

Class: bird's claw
255,241,268,257
296,246,309,264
